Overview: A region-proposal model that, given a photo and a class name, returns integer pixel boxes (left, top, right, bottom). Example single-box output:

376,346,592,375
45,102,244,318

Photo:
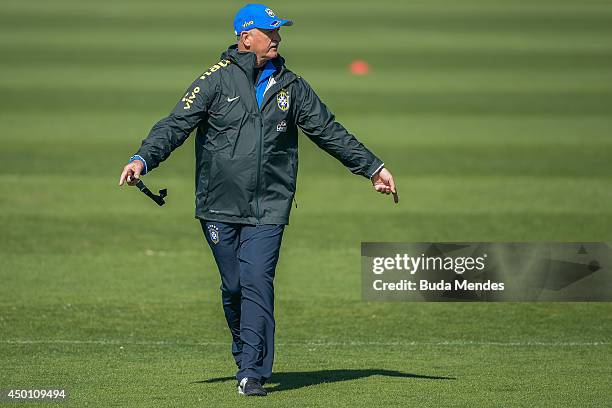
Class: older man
119,4,397,396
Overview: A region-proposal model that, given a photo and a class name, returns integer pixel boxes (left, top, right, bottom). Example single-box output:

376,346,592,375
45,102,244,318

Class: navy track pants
200,220,284,383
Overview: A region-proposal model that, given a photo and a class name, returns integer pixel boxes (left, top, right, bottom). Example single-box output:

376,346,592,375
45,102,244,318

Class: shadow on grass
195,369,455,392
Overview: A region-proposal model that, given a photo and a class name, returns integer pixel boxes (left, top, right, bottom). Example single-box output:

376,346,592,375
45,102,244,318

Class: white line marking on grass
1,339,609,347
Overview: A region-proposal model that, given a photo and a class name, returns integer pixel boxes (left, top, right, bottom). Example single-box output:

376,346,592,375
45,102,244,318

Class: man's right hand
118,160,145,186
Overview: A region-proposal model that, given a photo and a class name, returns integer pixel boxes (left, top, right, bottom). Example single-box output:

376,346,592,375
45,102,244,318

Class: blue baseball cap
233,4,293,36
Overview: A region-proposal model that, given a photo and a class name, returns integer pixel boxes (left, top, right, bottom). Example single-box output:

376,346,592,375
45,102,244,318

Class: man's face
242,28,281,64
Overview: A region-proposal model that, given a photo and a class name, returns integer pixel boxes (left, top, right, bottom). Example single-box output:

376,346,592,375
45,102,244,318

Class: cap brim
264,19,293,29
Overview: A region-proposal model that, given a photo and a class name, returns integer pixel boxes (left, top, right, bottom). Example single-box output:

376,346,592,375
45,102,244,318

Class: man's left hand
371,167,399,204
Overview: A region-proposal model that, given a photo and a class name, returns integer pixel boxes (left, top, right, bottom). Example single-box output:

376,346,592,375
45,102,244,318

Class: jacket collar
221,44,287,82
221,44,298,110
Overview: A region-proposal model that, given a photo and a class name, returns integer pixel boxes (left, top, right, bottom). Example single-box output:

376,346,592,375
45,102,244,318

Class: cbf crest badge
277,89,289,112
208,224,220,244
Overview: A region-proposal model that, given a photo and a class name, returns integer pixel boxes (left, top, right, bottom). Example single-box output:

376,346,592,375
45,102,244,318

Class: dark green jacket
135,44,384,225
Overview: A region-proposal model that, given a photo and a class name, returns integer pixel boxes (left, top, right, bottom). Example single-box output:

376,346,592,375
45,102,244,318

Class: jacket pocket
205,151,257,217
290,153,298,192
264,151,296,197
260,151,296,220
195,140,213,208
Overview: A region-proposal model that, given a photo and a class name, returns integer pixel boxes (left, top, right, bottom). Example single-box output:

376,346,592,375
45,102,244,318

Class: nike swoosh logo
227,96,240,102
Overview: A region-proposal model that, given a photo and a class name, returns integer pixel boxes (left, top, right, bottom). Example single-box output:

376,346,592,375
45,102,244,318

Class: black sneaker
237,377,267,396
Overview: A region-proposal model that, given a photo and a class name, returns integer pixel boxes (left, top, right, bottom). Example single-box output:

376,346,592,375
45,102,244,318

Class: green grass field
1,0,611,406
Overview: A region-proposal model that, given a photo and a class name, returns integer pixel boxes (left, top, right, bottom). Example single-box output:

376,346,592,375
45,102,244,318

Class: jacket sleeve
294,77,384,179
134,73,216,173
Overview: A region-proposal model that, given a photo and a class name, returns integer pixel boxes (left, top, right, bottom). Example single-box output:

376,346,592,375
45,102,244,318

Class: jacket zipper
255,113,263,223
253,78,265,224
253,75,299,224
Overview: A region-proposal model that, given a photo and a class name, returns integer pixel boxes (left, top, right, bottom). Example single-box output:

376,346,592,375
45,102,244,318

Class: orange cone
349,60,370,75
